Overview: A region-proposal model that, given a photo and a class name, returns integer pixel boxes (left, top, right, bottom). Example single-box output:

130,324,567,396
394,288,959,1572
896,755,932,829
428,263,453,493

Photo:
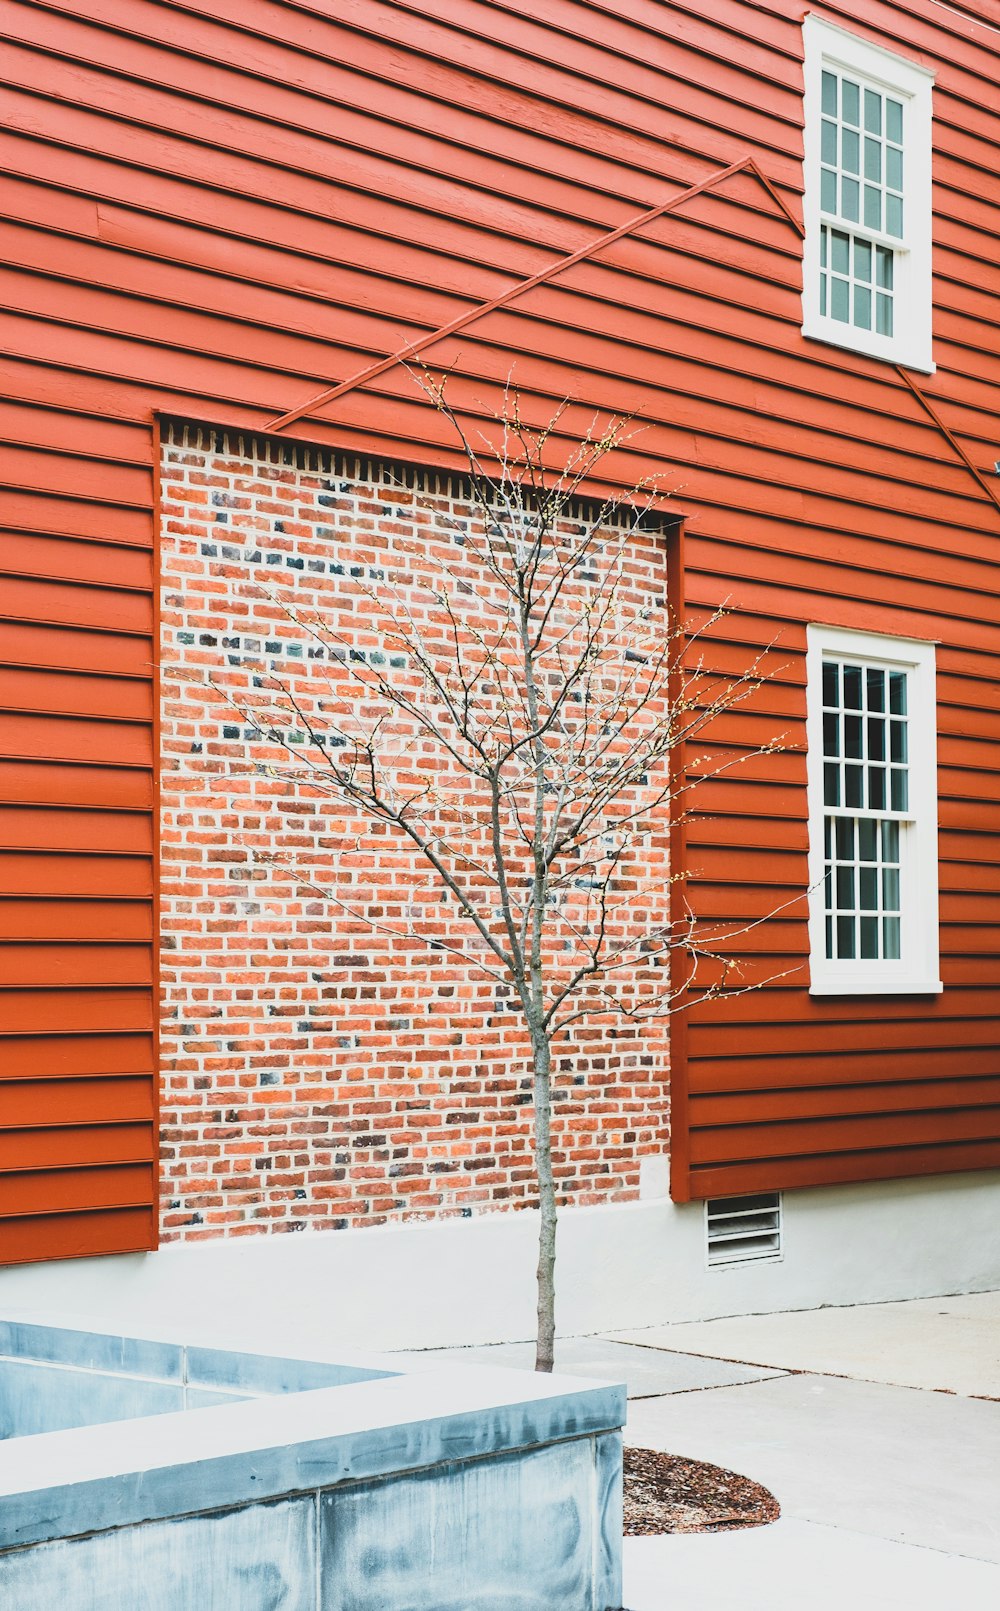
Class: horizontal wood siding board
690,1106,1000,1164
0,990,154,1036
0,576,154,635
0,668,154,724
0,900,153,942
0,808,153,855
689,1017,1000,1062
0,534,154,593
0,396,153,462
0,622,155,679
0,1034,154,1078
0,853,153,898
688,1139,1000,1198
692,1078,1000,1126
690,1043,1000,1094
0,715,153,770
0,943,153,988
0,1164,154,1215
0,762,154,811
0,1206,155,1264
0,1123,154,1171
0,1075,154,1127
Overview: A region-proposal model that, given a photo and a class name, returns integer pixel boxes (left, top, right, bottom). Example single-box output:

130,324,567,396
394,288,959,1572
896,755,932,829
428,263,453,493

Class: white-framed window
802,14,934,372
806,625,941,996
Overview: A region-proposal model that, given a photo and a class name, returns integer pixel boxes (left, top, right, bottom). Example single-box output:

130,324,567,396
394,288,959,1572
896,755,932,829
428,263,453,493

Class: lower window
806,626,941,995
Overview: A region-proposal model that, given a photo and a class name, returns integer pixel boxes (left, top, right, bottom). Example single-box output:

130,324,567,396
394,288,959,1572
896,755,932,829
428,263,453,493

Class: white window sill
802,320,935,375
809,979,943,997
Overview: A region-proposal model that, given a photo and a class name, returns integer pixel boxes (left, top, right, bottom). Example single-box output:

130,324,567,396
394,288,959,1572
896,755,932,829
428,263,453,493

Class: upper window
802,15,934,372
806,626,941,996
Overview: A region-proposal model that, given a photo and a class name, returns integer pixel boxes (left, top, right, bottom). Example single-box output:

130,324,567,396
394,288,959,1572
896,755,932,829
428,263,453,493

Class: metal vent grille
706,1193,782,1267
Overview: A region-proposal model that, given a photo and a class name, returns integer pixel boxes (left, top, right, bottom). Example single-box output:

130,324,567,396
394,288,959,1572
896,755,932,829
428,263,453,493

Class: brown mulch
623,1446,781,1535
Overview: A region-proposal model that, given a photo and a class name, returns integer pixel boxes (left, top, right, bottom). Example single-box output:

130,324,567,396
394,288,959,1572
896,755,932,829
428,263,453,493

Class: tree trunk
532,1033,557,1372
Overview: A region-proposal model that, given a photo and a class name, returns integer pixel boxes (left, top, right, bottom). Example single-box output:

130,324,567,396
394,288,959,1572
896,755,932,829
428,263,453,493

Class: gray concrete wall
0,1438,623,1611
0,1327,624,1611
0,1443,621,1604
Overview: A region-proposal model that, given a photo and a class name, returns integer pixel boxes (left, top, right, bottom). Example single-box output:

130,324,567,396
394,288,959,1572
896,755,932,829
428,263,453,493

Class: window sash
819,67,905,242
806,626,940,996
801,16,935,373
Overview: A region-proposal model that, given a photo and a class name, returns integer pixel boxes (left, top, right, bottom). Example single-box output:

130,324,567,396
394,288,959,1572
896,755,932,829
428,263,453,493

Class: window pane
837,864,855,907
860,916,879,958
860,867,878,910
841,177,860,222
822,168,838,213
886,98,903,143
838,915,857,958
854,285,872,329
882,819,899,861
864,136,881,182
842,126,860,174
820,274,827,316
891,768,908,811
823,660,839,705
867,716,885,760
844,714,863,758
842,79,860,125
864,89,882,135
876,247,893,289
824,761,840,805
889,672,907,714
845,764,864,806
822,70,838,115
886,146,903,190
831,276,850,322
843,665,863,709
868,766,886,809
883,866,900,910
831,230,851,275
835,817,855,859
864,184,881,230
890,720,907,762
866,667,885,710
886,193,903,238
859,818,878,861
824,711,841,756
883,915,901,959
823,118,839,164
854,239,872,282
876,293,893,336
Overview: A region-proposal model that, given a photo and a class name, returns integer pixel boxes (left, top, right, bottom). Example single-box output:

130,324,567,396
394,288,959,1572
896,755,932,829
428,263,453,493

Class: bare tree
236,382,779,1371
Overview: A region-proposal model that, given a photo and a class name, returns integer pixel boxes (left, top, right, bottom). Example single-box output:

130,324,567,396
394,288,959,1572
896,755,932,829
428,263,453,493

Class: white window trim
802,13,935,373
806,624,941,996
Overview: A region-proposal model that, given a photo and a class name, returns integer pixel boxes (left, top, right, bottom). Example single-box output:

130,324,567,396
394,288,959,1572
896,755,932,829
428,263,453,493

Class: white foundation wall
1,1169,998,1351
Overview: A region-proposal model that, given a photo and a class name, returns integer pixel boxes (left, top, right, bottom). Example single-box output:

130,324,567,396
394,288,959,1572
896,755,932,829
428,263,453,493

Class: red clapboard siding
2,0,1000,1258
0,1075,154,1126
0,1164,154,1216
0,1208,156,1263
0,900,153,942
0,1034,154,1079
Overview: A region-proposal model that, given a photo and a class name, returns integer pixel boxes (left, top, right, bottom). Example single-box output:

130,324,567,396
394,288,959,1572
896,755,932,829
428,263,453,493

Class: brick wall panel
158,423,671,1239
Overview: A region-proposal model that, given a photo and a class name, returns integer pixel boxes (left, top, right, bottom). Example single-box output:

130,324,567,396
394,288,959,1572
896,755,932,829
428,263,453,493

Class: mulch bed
623,1446,780,1535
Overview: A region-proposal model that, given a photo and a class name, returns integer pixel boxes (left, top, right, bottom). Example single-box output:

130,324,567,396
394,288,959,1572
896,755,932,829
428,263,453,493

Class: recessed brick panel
158,424,670,1241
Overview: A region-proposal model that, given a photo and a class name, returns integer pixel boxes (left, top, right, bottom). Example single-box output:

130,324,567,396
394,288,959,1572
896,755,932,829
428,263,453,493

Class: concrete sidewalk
406,1291,1000,1610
